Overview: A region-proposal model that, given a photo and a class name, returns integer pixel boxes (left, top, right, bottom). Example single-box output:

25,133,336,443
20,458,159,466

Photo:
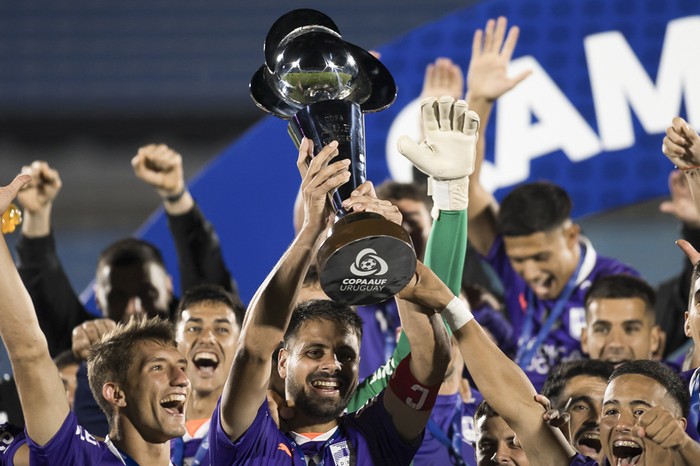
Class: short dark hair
176,284,243,327
609,360,690,418
87,317,177,428
498,182,572,237
541,359,614,408
284,299,363,346
97,238,166,271
375,180,431,213
53,349,80,370
474,400,500,423
584,274,656,320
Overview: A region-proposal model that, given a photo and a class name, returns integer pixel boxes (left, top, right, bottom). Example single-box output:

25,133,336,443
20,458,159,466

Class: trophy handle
288,100,366,216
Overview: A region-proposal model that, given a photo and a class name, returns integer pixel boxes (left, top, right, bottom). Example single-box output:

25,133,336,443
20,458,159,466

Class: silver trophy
250,9,416,305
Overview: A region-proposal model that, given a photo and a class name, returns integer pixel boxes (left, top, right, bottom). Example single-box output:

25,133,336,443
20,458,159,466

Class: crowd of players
0,15,699,466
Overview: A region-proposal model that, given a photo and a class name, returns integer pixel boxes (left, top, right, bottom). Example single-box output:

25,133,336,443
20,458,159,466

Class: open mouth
160,393,186,416
311,378,342,394
612,440,643,466
192,351,220,375
576,431,601,456
529,276,553,297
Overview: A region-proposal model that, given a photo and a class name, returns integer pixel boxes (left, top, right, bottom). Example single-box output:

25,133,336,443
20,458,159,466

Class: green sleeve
347,209,468,412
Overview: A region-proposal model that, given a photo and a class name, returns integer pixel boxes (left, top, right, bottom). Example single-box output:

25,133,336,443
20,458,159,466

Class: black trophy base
317,211,416,306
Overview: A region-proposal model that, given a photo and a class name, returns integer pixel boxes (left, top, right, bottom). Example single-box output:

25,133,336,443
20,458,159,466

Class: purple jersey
413,390,483,466
0,423,25,466
569,453,600,465
26,411,124,465
486,236,638,390
357,300,400,381
209,392,419,465
170,419,211,466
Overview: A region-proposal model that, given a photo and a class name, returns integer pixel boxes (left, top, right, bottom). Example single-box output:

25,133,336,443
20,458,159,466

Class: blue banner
81,0,700,307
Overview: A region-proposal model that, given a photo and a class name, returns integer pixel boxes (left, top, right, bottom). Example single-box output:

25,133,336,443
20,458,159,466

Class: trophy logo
250,9,416,305
350,248,388,277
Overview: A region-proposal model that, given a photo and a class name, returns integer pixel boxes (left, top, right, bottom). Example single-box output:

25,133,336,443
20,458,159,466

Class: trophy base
317,211,416,306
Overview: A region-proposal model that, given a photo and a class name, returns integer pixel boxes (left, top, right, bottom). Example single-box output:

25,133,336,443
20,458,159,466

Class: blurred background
0,0,693,296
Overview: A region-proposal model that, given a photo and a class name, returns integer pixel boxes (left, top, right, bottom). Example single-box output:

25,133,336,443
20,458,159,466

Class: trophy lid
250,9,397,119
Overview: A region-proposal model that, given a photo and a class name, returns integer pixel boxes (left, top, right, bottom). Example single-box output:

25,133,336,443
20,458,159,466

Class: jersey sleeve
26,411,105,465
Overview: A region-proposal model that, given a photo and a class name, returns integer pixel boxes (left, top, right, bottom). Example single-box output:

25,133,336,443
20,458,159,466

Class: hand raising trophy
250,9,416,305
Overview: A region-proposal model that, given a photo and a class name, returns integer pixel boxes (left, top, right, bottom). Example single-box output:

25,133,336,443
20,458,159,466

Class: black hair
98,238,166,270
584,274,656,320
284,299,363,346
176,283,244,327
541,359,614,408
375,180,431,213
498,182,572,237
610,360,690,418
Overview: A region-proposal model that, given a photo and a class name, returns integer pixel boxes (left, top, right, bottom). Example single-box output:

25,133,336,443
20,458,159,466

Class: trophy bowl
250,9,416,305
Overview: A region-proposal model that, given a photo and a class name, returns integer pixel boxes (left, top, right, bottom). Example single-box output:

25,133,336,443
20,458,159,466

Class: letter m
585,16,700,150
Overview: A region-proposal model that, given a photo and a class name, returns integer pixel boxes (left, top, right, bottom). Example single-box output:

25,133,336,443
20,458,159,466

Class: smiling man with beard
208,139,452,465
542,360,614,464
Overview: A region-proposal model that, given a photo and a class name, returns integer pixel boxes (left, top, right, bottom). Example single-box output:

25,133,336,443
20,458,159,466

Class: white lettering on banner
385,16,700,192
586,16,700,151
492,56,601,188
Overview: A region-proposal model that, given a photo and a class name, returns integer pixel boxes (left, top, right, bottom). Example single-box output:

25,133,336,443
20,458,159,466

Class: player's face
95,261,172,322
176,301,239,397
392,198,431,260
582,298,659,366
503,224,578,300
684,275,700,346
123,340,190,443
600,374,678,466
475,415,529,466
280,319,360,422
558,375,607,464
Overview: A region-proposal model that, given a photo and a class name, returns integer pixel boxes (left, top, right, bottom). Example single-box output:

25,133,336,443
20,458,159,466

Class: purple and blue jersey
0,422,25,466
170,419,211,466
357,300,400,381
26,411,124,465
209,392,419,465
413,389,483,466
569,453,600,465
485,235,638,390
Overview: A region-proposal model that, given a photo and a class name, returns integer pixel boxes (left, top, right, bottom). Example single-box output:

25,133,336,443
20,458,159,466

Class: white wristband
440,296,474,331
428,177,469,219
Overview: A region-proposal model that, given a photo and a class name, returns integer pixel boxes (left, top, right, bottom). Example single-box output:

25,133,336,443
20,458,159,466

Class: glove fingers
464,110,480,137
420,97,440,133
397,136,431,175
452,99,468,133
437,96,453,130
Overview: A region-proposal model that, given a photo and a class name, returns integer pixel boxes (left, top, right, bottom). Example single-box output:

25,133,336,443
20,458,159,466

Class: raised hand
297,138,349,234
659,170,700,227
466,16,531,103
636,405,689,451
420,58,464,101
663,117,700,170
71,318,117,361
341,181,402,225
0,174,32,216
17,161,61,214
131,144,186,198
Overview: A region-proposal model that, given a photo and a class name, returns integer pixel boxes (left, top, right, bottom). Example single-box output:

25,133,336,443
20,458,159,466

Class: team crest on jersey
568,307,586,340
329,441,352,466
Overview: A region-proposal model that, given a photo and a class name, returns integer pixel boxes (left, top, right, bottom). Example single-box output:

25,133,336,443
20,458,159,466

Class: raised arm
219,139,348,441
663,117,700,213
131,144,242,305
15,161,91,356
465,16,531,255
382,262,452,443
0,174,71,446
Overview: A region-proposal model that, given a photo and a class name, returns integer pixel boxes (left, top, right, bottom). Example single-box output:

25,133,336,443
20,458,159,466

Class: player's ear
278,347,289,380
103,382,127,408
